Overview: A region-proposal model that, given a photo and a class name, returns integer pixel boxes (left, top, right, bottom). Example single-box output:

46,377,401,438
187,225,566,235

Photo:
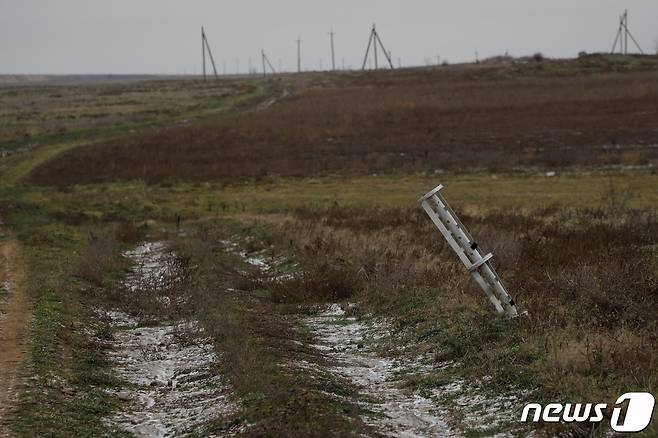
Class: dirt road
0,229,30,436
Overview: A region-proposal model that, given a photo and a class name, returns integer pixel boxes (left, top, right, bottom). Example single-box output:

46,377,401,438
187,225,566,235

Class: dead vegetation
253,196,658,434
74,229,120,285
270,259,360,304
74,222,145,286
26,58,658,186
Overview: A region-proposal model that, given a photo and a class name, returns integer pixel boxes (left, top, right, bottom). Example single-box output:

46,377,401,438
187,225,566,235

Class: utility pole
297,37,302,73
373,25,378,69
361,24,395,70
624,10,628,54
261,49,276,76
329,28,336,71
261,50,266,77
611,10,644,55
201,26,218,80
202,27,206,81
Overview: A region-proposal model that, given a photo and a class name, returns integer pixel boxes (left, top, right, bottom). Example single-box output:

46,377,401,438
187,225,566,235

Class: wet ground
306,304,457,438
104,242,234,437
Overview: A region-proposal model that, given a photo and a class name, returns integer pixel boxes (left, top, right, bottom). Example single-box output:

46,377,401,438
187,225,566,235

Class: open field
0,77,275,186
1,56,657,436
25,55,658,186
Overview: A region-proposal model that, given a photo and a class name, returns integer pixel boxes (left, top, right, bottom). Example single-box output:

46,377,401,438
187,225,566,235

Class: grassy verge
0,195,130,436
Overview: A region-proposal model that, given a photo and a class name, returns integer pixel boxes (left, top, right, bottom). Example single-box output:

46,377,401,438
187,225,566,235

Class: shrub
75,229,118,285
270,260,360,304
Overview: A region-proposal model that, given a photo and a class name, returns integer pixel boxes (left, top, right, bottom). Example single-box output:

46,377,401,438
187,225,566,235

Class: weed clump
270,259,360,304
75,229,119,285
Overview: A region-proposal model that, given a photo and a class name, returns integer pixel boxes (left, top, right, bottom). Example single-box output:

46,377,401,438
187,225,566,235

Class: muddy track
104,241,235,437
306,305,457,437
0,227,31,436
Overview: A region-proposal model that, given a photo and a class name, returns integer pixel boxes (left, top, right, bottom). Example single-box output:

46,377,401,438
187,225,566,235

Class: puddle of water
104,241,235,437
306,305,457,438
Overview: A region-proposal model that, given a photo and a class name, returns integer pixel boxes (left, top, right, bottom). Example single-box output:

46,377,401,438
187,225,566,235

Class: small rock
117,391,132,401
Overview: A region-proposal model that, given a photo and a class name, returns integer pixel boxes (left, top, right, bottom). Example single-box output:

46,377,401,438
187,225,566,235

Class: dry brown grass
251,199,658,413
270,259,360,304
74,229,119,285
26,60,658,186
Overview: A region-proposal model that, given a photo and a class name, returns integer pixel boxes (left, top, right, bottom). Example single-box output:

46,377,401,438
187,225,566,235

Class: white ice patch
105,313,232,437
431,379,526,437
105,241,235,437
238,249,270,271
306,305,457,438
123,242,173,291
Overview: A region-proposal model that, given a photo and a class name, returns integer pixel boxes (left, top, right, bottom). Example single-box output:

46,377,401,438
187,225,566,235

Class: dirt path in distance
0,229,31,435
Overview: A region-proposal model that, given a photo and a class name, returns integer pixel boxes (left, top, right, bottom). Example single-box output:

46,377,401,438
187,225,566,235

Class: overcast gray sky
1,0,657,74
